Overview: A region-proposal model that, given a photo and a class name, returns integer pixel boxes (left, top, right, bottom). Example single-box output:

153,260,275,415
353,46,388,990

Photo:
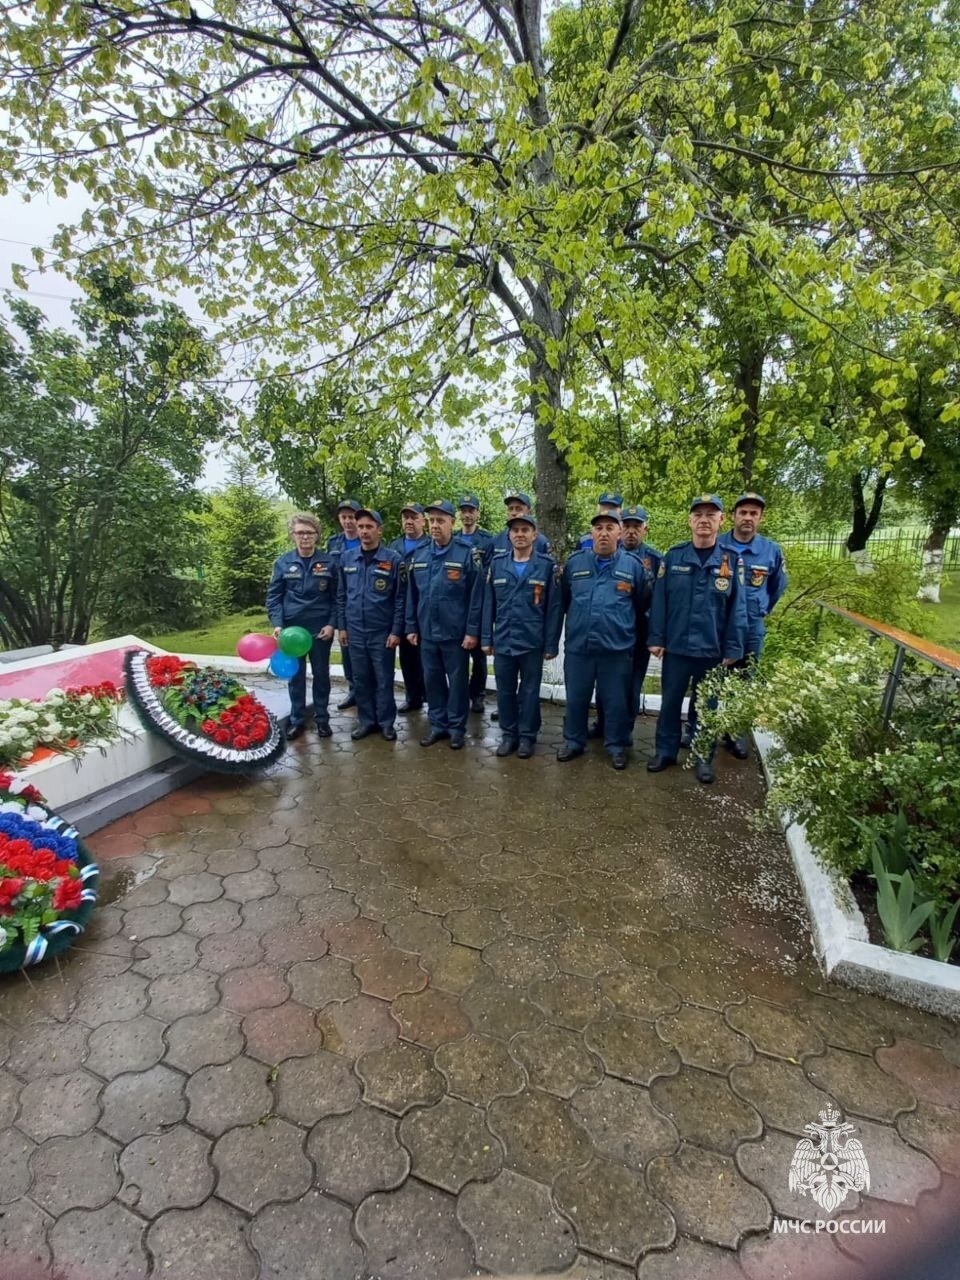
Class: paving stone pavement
2,700,959,1279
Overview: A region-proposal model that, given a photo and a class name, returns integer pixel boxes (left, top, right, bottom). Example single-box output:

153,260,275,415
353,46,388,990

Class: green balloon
278,625,313,657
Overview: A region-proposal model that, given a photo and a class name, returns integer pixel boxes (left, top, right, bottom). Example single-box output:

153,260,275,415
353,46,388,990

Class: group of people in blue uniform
265,487,786,782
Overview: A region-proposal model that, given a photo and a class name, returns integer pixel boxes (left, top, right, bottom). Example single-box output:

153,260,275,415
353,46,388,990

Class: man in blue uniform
647,495,748,783
388,502,429,714
337,509,406,741
490,492,551,561
457,495,496,713
717,492,787,756
405,500,483,749
559,512,650,770
579,491,623,549
266,513,338,739
621,505,661,720
481,514,563,758
326,498,362,710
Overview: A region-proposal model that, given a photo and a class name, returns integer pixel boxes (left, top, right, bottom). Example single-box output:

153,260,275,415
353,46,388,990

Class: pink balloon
236,632,278,662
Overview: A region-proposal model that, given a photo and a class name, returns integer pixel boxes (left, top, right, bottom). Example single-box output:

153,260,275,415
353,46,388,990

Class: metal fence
781,528,960,567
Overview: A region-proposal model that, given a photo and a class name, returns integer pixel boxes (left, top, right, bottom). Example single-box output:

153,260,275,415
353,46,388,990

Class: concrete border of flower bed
754,729,960,1020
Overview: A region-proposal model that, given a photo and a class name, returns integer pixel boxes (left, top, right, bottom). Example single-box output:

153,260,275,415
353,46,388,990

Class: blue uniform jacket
626,542,662,643
265,550,338,632
491,528,551,562
561,548,650,654
719,532,787,646
336,545,406,639
480,554,564,656
405,539,483,643
456,528,496,565
648,541,747,661
388,534,431,563
326,531,361,565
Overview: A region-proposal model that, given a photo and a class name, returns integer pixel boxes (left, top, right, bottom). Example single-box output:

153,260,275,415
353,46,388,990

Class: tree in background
3,1,959,551
205,455,282,611
0,271,222,648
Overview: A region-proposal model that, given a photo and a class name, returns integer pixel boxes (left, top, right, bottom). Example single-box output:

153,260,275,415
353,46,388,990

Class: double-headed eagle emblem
789,1105,870,1213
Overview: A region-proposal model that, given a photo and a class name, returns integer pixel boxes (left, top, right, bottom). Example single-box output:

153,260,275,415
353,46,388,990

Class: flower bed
124,650,284,773
0,682,124,770
0,776,99,970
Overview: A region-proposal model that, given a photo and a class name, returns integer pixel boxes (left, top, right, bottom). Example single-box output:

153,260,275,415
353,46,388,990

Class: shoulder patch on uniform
657,561,666,577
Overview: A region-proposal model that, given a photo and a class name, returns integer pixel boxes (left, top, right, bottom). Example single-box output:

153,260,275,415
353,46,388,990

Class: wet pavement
1,700,958,1279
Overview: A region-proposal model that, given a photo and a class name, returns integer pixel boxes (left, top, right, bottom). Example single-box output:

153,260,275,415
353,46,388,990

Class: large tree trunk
846,471,888,574
735,342,765,486
528,286,571,554
918,523,949,603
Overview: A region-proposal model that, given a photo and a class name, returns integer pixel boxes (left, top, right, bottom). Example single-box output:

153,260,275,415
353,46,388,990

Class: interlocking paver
275,1050,360,1125
460,978,546,1038
243,1000,324,1062
309,1104,410,1202
219,962,290,1013
316,993,400,1056
657,1004,754,1073
650,1067,763,1154
876,1039,960,1108
74,973,151,1030
0,1068,18,1126
725,998,825,1061
435,1031,527,1104
147,969,220,1020
509,1023,603,1097
553,933,625,977
0,1127,37,1203
7,1020,89,1078
600,968,682,1020
213,1117,312,1213
49,1202,149,1280
148,1201,258,1279
186,1056,273,1135
197,927,265,973
323,916,391,959
355,946,427,999
554,1155,676,1263
457,1168,579,1274
739,1230,865,1279
735,1128,858,1220
392,987,471,1048
182,898,242,935
243,892,302,934
804,1047,916,1122
898,1101,960,1174
356,1040,445,1114
636,1235,746,1279
729,1055,835,1136
487,1087,594,1180
482,934,559,985
647,1143,772,1248
0,1195,51,1273
17,1068,102,1142
659,961,747,1011
262,922,330,965
164,1007,244,1073
123,902,184,941
251,1190,362,1280
132,931,200,978
99,1064,187,1143
222,867,278,902
355,1180,474,1280
288,955,361,1007
528,972,608,1031
30,1131,120,1215
585,1013,681,1085
119,1124,214,1217
385,909,452,952
398,1094,502,1191
86,1014,166,1077
799,994,895,1054
571,1075,679,1169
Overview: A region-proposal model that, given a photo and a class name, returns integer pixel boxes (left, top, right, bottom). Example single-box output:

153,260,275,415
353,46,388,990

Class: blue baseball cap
504,490,533,508
425,499,456,517
621,504,649,523
689,493,724,512
457,494,480,510
507,513,537,529
597,492,623,507
400,501,424,515
356,508,383,526
734,492,766,509
336,498,362,513
591,510,622,526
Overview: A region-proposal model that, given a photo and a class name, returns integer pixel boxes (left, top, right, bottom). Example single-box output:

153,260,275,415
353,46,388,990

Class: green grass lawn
917,577,960,652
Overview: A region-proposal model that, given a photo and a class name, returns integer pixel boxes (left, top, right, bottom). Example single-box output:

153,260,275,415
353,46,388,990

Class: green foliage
696,644,960,919
870,850,934,954
205,456,282,612
928,899,960,963
0,270,223,647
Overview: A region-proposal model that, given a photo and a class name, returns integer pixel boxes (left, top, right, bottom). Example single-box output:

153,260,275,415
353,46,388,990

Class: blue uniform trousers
350,637,398,732
656,653,720,760
422,640,469,734
397,635,425,708
341,643,354,694
564,650,632,754
289,635,333,728
493,650,544,743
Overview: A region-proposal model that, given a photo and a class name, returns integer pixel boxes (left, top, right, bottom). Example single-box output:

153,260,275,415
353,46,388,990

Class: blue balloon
268,650,301,680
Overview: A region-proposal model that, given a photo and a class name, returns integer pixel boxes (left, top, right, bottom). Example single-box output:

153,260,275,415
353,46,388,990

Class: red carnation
212,728,230,745
53,878,83,912
201,719,217,735
233,735,250,750
0,878,25,911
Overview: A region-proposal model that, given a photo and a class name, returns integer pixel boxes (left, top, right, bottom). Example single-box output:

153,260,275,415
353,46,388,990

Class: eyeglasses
293,530,318,538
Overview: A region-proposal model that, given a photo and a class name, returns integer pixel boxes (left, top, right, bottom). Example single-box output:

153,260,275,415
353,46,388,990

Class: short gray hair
288,512,321,535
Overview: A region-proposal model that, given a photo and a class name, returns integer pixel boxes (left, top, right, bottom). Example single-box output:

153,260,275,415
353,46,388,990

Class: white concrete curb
754,730,960,1019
